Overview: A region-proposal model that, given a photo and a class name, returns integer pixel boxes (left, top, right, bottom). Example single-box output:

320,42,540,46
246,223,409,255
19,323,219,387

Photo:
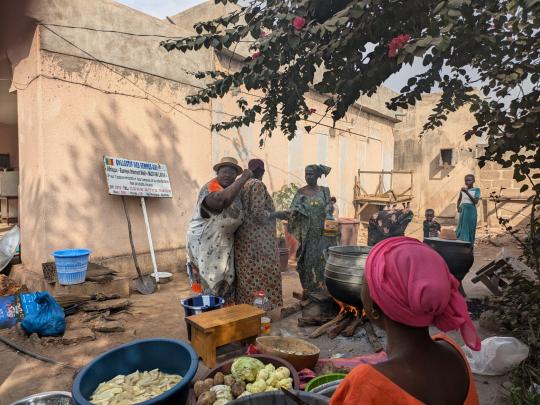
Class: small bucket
53,249,91,285
180,295,224,340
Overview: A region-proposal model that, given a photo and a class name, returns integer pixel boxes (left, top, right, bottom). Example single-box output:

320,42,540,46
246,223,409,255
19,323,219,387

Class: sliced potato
90,369,182,404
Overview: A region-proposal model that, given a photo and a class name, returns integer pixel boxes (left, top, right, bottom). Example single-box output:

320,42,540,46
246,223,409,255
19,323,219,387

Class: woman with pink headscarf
331,237,481,405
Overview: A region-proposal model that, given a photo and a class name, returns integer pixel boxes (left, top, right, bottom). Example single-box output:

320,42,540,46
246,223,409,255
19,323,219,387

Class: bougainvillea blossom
292,16,306,30
388,34,411,57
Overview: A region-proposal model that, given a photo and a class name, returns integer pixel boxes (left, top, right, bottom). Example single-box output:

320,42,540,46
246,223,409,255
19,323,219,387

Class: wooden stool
186,304,264,367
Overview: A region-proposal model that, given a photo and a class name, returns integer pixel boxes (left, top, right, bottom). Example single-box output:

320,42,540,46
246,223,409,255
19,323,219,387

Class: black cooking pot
423,237,474,282
324,246,371,309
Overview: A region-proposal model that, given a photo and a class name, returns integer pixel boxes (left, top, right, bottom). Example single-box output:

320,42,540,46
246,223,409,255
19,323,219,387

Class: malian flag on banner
104,157,114,166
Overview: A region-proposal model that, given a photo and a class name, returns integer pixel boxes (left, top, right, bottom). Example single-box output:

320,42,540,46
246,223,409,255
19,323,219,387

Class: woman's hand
241,168,253,180
461,187,468,192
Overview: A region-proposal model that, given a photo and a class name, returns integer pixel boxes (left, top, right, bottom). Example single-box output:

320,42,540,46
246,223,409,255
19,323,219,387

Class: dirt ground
0,233,518,404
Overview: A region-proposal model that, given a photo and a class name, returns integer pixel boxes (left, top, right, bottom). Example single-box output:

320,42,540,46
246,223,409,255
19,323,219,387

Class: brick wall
477,160,533,230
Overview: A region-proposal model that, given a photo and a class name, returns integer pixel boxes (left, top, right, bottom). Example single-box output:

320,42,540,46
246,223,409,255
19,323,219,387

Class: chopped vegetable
90,369,181,404
246,379,266,393
276,377,293,390
275,367,291,380
230,357,265,382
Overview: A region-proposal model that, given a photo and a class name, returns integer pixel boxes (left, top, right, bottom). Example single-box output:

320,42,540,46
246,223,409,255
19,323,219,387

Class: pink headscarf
365,236,481,351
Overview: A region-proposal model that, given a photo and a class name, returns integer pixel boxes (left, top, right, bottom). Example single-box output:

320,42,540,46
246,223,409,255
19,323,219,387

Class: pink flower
251,51,261,59
292,16,306,30
388,34,411,58
307,108,317,115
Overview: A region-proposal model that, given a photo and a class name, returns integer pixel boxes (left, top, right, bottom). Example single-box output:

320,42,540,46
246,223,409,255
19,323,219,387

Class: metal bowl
151,272,173,284
9,391,74,405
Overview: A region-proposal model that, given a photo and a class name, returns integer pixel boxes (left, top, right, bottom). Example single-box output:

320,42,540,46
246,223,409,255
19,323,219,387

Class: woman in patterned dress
234,159,288,309
288,164,338,294
186,157,252,303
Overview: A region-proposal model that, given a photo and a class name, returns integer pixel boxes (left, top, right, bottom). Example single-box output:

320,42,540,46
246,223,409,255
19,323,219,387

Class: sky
115,0,428,93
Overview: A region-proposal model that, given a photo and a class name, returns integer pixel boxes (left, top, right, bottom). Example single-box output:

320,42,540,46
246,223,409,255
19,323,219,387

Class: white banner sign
103,156,172,198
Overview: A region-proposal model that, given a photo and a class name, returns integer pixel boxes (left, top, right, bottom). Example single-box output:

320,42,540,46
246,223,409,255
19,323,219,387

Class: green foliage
162,0,540,193
272,183,299,241
490,269,540,404
272,183,299,212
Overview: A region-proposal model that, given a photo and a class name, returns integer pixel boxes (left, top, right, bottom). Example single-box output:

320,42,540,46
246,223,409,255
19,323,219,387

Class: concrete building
393,94,534,232
1,0,401,282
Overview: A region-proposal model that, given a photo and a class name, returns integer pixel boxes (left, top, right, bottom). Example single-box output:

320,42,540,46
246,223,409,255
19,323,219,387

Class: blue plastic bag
21,292,65,336
0,292,42,329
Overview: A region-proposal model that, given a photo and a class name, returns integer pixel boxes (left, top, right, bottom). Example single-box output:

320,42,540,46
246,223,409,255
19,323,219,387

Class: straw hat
213,157,242,175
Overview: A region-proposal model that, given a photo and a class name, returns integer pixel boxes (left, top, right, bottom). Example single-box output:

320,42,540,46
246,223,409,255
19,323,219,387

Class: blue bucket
53,249,91,285
180,295,224,340
72,338,198,405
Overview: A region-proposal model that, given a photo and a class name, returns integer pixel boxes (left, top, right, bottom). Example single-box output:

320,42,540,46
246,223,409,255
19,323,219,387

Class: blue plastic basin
72,338,198,405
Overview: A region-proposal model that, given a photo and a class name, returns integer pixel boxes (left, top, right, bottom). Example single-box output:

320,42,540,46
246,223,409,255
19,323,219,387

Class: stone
92,320,125,333
62,328,96,344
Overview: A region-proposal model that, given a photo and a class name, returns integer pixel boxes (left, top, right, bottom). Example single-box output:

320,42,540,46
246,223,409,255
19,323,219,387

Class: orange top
330,334,479,405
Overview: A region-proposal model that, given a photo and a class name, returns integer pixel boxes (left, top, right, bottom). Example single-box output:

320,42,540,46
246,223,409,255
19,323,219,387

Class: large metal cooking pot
324,246,371,309
423,237,474,282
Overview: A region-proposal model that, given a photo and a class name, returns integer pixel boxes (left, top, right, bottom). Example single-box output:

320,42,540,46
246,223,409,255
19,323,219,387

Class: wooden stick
341,315,364,337
364,322,384,352
309,312,347,338
297,316,334,327
328,313,354,339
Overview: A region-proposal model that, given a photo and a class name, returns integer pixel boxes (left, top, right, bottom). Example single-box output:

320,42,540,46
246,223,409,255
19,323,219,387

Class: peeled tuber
201,378,214,393
194,380,206,398
231,380,246,398
223,374,235,386
213,371,225,386
196,390,216,405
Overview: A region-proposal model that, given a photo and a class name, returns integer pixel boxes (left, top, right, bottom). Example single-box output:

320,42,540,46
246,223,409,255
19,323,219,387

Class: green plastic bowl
305,373,347,392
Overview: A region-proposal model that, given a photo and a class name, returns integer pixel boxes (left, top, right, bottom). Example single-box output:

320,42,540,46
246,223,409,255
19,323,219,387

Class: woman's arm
457,192,462,213
204,170,252,212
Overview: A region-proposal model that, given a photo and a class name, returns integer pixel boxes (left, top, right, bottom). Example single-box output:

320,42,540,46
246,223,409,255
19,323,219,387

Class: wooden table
186,304,264,367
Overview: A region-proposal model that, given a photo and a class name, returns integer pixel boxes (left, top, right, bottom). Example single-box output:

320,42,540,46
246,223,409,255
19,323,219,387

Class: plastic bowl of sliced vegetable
72,338,198,405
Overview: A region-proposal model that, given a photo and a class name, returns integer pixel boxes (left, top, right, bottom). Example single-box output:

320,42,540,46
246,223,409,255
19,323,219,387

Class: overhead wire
35,24,372,139
37,23,380,134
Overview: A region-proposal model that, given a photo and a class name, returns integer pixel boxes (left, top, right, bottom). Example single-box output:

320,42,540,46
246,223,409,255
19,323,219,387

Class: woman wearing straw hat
186,157,252,302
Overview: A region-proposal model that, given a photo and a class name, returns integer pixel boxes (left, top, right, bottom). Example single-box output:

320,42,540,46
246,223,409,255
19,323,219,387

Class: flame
334,299,359,317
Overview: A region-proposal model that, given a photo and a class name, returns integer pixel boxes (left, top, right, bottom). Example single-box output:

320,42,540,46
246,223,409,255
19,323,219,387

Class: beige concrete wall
9,0,399,274
0,124,18,168
211,55,397,219
478,159,533,230
393,94,478,222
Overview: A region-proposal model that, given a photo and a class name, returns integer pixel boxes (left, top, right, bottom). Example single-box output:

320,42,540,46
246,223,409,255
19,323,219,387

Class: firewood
341,315,364,337
328,313,354,339
280,302,302,319
297,316,334,327
309,312,347,338
363,322,384,352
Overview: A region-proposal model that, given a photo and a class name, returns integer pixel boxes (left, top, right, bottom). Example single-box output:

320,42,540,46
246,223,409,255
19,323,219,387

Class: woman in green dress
288,164,338,294
456,174,481,244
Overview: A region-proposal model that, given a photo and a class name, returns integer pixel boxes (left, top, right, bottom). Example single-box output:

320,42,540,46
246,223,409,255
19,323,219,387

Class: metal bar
357,170,413,174
140,197,159,283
